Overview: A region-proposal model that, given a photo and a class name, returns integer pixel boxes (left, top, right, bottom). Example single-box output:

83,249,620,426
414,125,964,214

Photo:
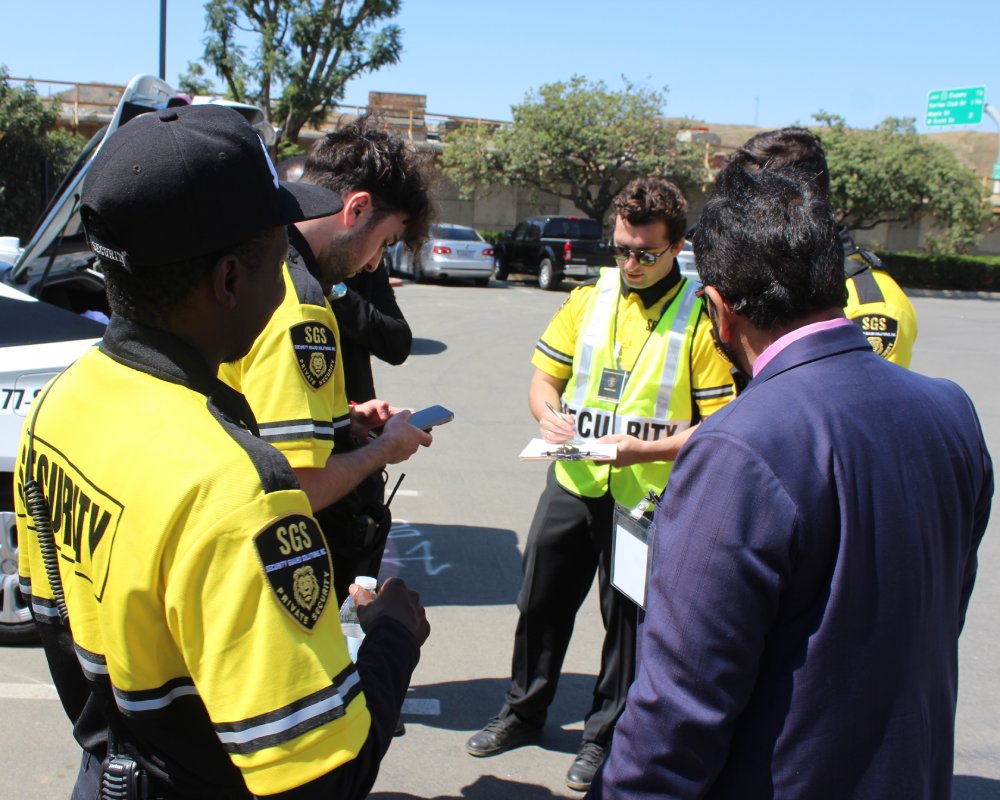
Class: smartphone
408,404,454,432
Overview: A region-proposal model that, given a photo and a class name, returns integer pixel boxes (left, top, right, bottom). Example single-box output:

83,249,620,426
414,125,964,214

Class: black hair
301,114,434,248
719,127,831,199
612,177,687,245
694,167,847,331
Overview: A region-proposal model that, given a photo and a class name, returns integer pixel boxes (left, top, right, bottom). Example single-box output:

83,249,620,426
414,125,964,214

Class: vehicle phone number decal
0,387,41,414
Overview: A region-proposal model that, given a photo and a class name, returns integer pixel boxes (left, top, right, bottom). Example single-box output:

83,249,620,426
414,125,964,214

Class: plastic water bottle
339,576,378,662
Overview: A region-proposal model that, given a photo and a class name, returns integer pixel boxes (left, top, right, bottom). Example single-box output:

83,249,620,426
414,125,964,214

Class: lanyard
610,281,683,379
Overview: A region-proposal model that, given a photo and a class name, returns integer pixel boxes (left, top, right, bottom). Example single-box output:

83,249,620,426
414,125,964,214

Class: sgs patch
290,322,336,389
852,314,898,359
254,514,333,631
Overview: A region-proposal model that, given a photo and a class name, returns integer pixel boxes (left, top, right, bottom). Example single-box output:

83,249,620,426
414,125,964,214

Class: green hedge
477,229,504,246
873,251,1000,292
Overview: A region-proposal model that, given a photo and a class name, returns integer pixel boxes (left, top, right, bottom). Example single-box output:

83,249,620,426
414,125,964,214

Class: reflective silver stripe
331,414,351,429
114,683,200,713
215,670,360,749
652,283,698,417
18,577,32,596
31,599,60,618
75,646,109,677
693,384,734,400
258,421,339,441
536,339,573,366
568,272,619,410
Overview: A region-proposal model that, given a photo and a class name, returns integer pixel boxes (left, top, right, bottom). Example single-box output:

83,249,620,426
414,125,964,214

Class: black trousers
316,470,391,605
501,466,637,745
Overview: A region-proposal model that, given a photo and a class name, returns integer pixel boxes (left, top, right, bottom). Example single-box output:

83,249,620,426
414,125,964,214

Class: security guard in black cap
16,104,429,799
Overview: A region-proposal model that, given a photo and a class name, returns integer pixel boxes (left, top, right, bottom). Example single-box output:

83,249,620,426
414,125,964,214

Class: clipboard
519,438,617,462
611,502,655,609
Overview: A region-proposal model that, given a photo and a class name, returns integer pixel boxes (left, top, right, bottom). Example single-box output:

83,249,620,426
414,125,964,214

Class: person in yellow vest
465,177,735,791
219,116,434,605
722,127,918,367
15,105,429,799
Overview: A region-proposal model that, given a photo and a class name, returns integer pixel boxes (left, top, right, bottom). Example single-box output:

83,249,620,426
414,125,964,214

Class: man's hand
350,399,392,438
599,424,700,467
375,410,432,464
539,402,578,444
599,434,648,467
354,577,430,646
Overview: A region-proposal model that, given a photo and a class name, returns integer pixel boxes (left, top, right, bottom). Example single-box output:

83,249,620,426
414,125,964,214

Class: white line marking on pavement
401,698,440,716
393,489,420,497
0,682,59,700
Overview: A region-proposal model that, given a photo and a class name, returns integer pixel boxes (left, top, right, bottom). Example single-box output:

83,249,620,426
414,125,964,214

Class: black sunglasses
609,243,672,267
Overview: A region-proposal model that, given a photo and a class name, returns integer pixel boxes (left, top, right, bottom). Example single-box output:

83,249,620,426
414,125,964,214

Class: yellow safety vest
555,268,702,507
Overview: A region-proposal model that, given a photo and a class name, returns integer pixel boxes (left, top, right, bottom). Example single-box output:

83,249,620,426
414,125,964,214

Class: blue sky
1,0,996,133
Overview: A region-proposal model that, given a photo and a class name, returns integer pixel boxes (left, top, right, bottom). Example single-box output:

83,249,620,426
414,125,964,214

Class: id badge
611,502,655,609
598,368,627,401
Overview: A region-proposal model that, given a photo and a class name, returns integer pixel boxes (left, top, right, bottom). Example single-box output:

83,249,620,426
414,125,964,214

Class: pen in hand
544,401,582,444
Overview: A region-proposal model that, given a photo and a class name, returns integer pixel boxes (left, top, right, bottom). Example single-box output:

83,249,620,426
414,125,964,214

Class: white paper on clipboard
611,503,654,609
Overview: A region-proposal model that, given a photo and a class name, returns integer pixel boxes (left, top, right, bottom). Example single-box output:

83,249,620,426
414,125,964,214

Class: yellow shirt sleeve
167,489,368,795
844,269,918,368
531,285,595,379
220,273,349,470
690,311,736,419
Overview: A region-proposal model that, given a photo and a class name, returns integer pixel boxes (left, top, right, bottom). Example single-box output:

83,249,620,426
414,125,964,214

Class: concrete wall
431,171,999,256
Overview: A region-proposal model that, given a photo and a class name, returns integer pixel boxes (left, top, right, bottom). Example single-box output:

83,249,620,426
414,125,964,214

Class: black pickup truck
492,215,610,290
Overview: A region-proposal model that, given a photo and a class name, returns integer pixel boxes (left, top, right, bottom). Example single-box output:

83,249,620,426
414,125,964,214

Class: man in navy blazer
587,166,993,799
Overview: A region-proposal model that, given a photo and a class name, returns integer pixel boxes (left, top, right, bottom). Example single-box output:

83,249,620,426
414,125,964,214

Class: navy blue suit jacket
589,323,993,800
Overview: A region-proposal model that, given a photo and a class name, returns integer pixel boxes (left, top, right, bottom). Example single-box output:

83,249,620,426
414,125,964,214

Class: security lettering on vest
17,440,124,600
566,406,686,441
624,419,680,440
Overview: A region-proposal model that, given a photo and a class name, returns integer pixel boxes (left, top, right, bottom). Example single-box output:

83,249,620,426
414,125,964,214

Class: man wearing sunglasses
466,177,735,791
588,161,992,800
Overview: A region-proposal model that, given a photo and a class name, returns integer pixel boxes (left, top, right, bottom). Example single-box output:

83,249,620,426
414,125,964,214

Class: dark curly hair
611,177,687,246
694,167,846,331
719,127,830,198
301,114,434,248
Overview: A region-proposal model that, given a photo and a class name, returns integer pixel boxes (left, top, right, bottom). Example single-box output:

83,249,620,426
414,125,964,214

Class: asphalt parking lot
2,279,998,799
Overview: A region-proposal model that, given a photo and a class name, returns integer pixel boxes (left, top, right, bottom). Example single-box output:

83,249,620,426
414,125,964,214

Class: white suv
0,75,274,642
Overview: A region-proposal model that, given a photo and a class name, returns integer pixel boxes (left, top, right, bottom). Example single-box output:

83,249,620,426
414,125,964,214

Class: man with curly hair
465,177,735,791
220,115,434,604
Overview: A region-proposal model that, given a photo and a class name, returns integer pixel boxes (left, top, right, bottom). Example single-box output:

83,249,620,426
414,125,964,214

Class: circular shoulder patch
290,321,337,389
253,514,332,631
852,314,898,359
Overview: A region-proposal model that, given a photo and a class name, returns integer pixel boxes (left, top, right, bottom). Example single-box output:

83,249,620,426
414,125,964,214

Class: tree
0,68,85,241
814,112,990,255
194,0,403,145
440,76,707,225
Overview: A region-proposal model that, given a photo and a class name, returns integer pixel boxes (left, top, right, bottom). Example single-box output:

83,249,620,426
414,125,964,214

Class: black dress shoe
465,715,543,757
565,741,606,791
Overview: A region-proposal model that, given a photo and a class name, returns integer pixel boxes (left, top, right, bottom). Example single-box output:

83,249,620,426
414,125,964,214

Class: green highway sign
926,86,986,127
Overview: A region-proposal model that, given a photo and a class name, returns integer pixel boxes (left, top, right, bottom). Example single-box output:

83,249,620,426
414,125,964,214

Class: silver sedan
388,224,494,286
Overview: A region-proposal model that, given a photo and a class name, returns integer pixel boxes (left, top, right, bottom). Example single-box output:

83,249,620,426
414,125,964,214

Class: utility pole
985,103,1000,209
159,0,167,81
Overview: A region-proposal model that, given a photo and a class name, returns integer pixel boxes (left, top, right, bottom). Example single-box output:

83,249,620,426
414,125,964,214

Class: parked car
677,240,699,281
0,74,274,643
492,215,611,290
388,223,494,285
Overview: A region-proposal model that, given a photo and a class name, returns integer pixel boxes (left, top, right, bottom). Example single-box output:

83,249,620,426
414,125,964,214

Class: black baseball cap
81,104,343,270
